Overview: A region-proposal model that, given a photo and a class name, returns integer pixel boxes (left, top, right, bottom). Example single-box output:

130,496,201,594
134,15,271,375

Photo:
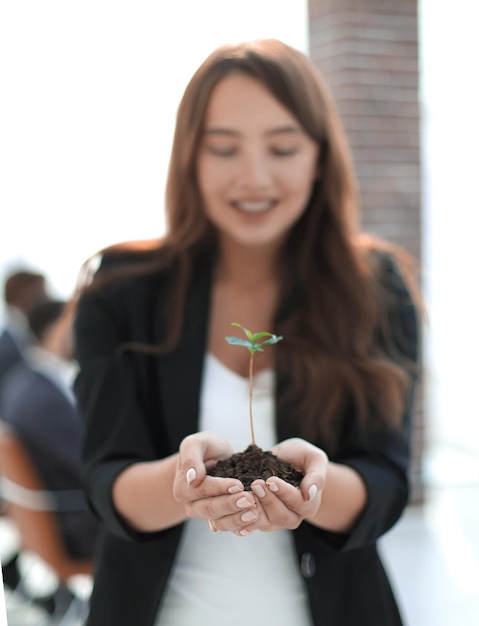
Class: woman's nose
236,153,271,187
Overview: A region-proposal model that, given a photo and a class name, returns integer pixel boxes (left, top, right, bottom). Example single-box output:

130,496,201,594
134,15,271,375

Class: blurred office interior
0,1,478,624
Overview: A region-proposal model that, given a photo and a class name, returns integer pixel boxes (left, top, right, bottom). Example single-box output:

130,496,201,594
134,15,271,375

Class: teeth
234,201,274,213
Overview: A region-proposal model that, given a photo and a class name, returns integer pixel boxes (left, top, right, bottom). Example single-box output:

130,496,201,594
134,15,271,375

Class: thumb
179,431,233,486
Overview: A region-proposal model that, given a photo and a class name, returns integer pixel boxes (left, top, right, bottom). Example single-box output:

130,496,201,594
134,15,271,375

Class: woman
74,39,421,626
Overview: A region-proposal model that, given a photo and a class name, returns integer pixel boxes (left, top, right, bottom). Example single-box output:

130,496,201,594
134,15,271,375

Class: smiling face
196,73,319,253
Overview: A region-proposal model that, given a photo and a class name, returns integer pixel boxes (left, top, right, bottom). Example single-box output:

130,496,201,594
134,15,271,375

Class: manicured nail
241,510,257,523
239,529,252,536
236,496,251,509
186,468,196,485
266,481,279,492
228,485,242,494
252,485,266,498
308,484,318,501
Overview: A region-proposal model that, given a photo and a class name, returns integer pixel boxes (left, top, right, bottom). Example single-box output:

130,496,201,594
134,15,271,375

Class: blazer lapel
157,257,213,451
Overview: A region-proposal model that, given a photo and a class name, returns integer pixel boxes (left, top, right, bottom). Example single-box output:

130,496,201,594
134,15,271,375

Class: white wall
420,0,479,460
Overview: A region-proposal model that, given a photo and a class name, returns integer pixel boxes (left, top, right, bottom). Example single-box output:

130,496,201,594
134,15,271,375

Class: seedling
225,322,283,447
208,323,302,489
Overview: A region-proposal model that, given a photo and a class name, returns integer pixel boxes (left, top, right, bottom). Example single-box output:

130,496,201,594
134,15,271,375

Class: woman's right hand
173,432,257,534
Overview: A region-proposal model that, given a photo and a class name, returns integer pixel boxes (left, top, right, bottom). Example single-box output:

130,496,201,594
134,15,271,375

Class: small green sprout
225,322,283,446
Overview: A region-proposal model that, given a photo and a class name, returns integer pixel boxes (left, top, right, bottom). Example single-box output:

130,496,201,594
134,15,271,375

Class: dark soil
207,444,304,490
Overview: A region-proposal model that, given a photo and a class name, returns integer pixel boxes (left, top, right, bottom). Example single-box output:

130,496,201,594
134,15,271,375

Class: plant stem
248,351,256,446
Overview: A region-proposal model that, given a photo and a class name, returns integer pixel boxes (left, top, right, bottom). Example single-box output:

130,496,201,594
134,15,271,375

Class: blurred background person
0,270,50,382
0,299,100,615
0,299,100,558
0,269,51,593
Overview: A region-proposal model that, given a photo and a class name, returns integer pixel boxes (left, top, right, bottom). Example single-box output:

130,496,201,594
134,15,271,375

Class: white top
156,354,313,626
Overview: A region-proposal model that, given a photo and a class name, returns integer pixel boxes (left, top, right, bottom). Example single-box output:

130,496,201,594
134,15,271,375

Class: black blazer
74,252,419,626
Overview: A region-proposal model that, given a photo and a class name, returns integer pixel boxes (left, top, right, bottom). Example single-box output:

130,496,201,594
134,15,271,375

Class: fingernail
228,485,243,494
239,529,252,536
236,496,251,509
186,468,196,485
308,484,318,501
266,481,279,492
252,485,266,498
241,510,257,522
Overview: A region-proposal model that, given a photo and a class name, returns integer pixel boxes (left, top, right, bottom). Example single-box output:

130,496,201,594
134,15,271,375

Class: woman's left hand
241,438,328,535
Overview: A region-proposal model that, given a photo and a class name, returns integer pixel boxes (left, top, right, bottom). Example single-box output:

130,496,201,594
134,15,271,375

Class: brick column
308,0,424,503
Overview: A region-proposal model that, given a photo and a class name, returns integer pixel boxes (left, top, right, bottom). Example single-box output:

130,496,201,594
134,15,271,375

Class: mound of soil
207,444,304,490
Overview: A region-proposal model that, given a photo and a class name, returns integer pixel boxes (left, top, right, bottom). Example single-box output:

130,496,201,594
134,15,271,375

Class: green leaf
230,322,251,341
226,324,282,352
252,332,274,341
260,335,283,346
225,336,255,351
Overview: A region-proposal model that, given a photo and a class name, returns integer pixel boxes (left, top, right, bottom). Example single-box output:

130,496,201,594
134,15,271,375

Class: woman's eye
207,145,237,157
271,146,298,157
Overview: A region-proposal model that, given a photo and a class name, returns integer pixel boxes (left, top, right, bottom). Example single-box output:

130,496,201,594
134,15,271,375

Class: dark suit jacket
74,251,419,626
0,329,23,382
0,362,100,558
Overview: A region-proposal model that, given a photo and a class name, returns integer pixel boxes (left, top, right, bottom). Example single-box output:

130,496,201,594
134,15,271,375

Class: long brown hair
80,39,421,452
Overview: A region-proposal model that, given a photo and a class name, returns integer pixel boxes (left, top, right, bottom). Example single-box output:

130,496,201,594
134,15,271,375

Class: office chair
0,423,93,625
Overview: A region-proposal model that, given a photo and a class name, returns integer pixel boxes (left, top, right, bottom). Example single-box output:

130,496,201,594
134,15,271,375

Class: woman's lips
231,200,276,213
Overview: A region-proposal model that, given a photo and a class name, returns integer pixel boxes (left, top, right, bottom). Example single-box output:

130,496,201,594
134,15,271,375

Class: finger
271,439,327,502
247,481,301,531
264,476,311,504
250,476,319,527
191,475,245,499
220,503,259,534
173,473,244,504
191,492,258,535
272,438,328,474
208,519,219,533
178,431,234,486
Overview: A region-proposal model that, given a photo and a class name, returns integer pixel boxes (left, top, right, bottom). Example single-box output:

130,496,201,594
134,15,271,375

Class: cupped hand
173,431,257,533
241,438,328,534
